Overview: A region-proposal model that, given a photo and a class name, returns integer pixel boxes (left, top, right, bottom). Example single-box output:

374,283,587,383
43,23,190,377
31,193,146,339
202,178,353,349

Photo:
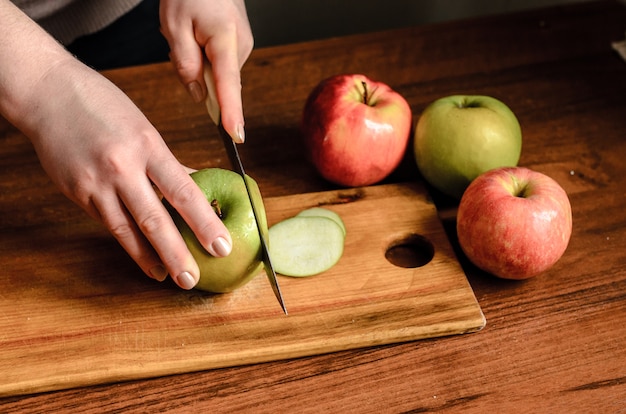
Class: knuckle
136,210,170,237
62,173,97,207
92,143,136,178
172,57,199,82
106,218,160,272
195,216,222,243
133,248,159,270
168,178,201,206
108,219,136,242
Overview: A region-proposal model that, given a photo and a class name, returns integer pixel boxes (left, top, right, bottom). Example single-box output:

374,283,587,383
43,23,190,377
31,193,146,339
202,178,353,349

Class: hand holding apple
301,74,412,187
414,95,522,199
166,168,266,292
456,167,572,280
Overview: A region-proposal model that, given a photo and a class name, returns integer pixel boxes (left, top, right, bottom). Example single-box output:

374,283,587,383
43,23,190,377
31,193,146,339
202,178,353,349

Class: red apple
301,74,412,187
456,167,572,280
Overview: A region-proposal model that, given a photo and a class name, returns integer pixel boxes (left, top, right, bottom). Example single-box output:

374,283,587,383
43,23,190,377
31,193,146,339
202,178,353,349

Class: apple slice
296,207,346,236
269,215,345,277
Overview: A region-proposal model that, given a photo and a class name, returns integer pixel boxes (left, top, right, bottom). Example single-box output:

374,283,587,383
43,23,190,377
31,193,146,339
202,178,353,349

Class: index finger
149,156,232,253
204,31,245,143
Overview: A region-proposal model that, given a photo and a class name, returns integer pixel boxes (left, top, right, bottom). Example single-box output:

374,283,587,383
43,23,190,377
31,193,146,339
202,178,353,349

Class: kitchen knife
203,65,287,315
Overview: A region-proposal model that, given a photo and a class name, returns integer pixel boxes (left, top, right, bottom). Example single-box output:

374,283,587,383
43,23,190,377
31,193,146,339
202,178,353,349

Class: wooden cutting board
0,182,485,397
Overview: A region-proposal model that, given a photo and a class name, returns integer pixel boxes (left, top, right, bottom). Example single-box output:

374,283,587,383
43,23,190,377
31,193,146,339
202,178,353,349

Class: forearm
0,0,77,134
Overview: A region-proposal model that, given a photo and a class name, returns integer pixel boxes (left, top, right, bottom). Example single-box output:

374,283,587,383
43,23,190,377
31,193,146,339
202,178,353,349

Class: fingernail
235,124,245,143
208,236,232,257
187,81,203,103
150,264,168,282
176,271,197,290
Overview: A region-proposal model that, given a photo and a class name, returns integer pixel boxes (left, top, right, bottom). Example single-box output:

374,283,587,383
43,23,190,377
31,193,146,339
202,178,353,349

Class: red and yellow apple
301,74,412,187
456,167,572,280
414,95,522,199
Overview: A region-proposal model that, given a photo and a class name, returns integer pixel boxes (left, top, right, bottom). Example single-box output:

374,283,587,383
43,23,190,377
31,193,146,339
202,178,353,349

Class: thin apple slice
296,207,346,236
269,216,345,277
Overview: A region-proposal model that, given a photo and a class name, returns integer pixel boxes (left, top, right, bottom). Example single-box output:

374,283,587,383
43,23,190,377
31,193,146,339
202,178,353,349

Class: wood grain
1,1,625,412
0,182,483,397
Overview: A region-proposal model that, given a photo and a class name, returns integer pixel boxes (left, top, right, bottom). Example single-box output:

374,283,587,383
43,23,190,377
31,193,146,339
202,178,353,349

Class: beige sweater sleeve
11,0,143,44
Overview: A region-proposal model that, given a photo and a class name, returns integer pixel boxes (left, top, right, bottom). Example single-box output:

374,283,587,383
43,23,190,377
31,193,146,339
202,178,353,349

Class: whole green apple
165,168,267,293
414,95,522,199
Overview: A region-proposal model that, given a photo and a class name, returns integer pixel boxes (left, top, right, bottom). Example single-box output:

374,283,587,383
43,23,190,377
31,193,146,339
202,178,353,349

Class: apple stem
509,174,531,198
516,185,530,198
211,199,223,219
361,81,369,105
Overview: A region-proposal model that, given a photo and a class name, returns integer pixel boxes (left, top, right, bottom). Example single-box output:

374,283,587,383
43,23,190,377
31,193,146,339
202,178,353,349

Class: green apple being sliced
269,215,345,277
166,168,267,293
295,207,346,236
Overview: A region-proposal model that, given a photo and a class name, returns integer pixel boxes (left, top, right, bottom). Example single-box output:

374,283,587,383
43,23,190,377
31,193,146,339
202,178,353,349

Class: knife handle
202,63,221,127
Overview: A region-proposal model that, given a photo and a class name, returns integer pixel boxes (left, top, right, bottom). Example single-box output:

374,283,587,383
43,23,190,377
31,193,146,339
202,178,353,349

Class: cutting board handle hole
385,234,434,268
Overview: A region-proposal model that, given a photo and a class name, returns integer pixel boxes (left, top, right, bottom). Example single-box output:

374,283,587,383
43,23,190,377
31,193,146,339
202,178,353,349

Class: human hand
25,59,232,290
160,0,253,143
0,0,232,290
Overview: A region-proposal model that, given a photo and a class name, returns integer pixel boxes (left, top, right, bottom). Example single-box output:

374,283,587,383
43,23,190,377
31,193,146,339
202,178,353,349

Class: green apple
414,95,522,199
269,214,345,277
296,207,346,236
165,168,267,293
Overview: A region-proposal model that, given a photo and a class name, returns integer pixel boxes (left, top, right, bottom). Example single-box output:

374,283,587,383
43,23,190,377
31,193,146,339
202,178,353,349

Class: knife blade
203,65,287,315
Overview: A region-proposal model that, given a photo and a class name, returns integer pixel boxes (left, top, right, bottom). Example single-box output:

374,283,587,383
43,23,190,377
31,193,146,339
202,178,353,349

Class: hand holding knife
203,64,287,315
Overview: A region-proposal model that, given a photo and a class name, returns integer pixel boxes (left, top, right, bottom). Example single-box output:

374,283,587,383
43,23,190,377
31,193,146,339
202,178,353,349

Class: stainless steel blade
202,63,286,314
217,123,287,315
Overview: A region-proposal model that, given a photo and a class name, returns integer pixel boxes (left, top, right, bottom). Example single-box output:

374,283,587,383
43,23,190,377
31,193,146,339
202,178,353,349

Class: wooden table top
1,0,625,411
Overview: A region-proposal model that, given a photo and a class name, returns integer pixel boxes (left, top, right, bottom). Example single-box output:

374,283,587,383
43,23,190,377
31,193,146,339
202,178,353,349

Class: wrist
0,1,76,135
